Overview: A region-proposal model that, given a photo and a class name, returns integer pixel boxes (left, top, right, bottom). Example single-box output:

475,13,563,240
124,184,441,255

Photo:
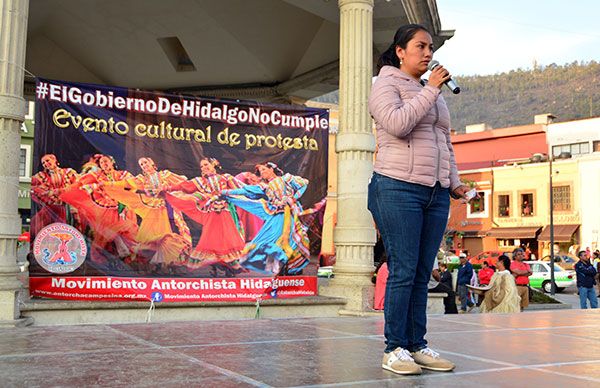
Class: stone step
19,296,348,326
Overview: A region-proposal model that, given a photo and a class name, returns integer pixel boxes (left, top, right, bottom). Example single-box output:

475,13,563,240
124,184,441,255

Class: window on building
552,185,571,211
19,145,31,180
19,148,27,177
469,191,485,214
552,142,591,157
593,141,600,152
521,193,534,216
581,143,590,154
498,239,517,248
498,194,510,217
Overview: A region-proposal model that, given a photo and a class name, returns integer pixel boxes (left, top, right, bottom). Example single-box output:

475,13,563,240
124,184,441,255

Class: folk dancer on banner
222,162,311,275
163,157,247,271
31,154,79,235
234,172,265,242
102,157,191,271
60,155,139,268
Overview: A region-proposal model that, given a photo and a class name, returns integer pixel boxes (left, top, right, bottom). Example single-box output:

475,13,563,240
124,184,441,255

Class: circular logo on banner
151,292,164,302
33,223,87,274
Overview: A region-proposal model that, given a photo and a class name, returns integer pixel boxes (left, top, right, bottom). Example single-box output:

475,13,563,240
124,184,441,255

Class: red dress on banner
59,169,139,261
31,167,79,235
166,173,246,267
103,170,191,266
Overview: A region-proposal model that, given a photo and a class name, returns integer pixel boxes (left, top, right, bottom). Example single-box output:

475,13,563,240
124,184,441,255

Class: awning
538,224,580,242
487,227,541,239
462,230,488,238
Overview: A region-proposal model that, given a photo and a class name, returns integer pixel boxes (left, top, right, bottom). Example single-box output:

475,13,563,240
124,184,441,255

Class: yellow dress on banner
103,170,191,265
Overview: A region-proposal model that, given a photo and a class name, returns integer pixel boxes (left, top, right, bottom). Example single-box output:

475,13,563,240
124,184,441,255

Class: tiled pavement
1,309,599,387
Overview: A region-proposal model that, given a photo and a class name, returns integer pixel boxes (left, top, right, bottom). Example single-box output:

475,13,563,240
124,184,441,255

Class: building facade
547,116,600,158
449,114,600,259
18,101,34,230
447,169,495,256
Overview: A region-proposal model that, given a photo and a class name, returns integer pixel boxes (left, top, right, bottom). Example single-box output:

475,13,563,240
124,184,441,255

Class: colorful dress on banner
165,173,246,268
59,168,139,262
234,172,265,242
31,167,79,235
223,173,310,275
102,169,191,266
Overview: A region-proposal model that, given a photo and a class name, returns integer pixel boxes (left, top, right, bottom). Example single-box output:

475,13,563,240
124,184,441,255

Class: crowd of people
31,153,324,277
375,246,600,314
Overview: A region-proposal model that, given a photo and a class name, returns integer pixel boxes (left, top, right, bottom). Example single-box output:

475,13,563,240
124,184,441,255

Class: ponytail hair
376,24,430,72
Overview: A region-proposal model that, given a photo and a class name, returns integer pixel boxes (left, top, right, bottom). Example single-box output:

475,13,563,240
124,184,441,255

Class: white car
525,260,576,293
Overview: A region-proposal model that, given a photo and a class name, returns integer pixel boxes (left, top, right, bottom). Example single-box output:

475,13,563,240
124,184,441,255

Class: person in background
439,263,453,291
457,253,474,313
524,244,532,260
373,256,389,311
367,23,470,375
428,261,458,314
478,261,494,287
479,255,521,313
477,261,494,306
510,247,532,311
574,250,598,309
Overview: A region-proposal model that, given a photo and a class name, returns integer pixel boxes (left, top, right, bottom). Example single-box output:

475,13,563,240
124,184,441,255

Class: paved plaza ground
1,309,599,387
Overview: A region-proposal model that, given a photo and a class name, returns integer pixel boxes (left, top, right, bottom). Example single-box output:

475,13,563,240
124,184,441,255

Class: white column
320,0,376,312
0,0,29,326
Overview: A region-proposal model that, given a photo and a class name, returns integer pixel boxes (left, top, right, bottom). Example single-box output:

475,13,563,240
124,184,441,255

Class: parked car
468,251,512,266
541,255,578,270
525,260,576,293
443,253,460,264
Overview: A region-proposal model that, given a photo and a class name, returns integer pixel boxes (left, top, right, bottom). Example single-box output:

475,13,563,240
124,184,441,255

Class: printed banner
30,276,317,302
30,78,328,302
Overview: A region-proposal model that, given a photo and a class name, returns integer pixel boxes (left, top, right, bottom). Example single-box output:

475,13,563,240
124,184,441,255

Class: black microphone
427,60,460,94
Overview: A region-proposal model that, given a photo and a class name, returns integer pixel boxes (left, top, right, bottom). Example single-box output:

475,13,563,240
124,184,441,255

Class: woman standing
367,24,470,375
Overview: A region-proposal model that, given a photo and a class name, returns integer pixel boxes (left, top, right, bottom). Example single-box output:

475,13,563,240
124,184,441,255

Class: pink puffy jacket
368,65,461,190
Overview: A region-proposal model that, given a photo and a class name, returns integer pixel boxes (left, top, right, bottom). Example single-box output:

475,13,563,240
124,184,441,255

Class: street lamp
549,154,556,295
548,150,571,295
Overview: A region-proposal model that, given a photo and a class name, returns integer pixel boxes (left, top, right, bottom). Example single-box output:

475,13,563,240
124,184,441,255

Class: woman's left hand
451,185,472,203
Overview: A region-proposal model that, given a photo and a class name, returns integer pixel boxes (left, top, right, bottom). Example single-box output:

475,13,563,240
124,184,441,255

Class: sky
433,0,600,76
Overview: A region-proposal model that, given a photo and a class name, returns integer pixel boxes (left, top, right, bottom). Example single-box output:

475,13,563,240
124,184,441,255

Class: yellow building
491,158,580,258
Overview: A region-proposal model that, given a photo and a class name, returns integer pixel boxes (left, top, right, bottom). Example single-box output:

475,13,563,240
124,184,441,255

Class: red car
468,251,512,266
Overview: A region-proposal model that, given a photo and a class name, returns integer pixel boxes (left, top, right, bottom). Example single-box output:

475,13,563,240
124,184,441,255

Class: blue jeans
578,286,598,309
457,284,474,311
368,173,449,353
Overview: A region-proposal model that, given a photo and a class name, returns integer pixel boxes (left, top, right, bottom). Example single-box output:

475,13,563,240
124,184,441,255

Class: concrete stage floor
1,309,599,387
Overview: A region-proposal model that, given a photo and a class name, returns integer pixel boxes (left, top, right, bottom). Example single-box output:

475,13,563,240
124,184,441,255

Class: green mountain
312,61,600,133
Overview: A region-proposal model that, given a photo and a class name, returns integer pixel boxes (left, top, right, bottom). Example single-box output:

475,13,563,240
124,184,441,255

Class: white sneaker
382,347,422,375
411,348,455,372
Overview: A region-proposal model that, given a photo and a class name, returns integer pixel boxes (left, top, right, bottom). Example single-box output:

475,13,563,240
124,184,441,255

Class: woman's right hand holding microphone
427,64,452,90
